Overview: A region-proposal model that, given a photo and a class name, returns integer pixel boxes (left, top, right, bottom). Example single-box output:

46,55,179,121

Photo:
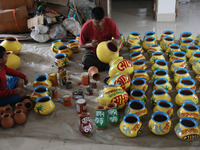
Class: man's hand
24,77,28,86
90,40,99,48
14,87,26,97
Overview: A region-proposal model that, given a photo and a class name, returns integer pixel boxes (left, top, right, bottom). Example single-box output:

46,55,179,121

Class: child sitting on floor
0,46,28,106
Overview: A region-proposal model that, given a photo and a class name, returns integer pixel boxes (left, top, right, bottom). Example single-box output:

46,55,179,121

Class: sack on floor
62,17,81,36
49,24,67,39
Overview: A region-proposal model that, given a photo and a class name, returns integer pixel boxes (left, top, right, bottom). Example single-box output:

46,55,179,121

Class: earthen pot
14,109,27,125
1,113,14,128
88,66,100,81
15,102,27,114
23,99,33,111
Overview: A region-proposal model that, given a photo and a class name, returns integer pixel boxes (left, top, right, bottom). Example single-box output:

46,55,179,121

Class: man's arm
80,40,99,49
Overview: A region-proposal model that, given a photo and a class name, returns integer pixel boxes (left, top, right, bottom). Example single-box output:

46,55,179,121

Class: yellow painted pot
130,78,148,92
107,73,131,91
186,45,199,58
129,51,145,61
147,44,163,54
171,59,187,73
132,69,149,82
160,30,175,41
196,74,200,84
153,78,172,93
150,52,165,64
119,114,142,137
151,88,171,105
67,39,80,53
127,32,141,42
196,34,200,42
189,52,200,65
177,102,199,120
176,78,196,91
125,100,147,118
132,60,147,70
169,51,186,62
179,32,195,43
151,59,168,71
166,44,181,57
174,117,199,141
97,41,119,64
173,68,191,84
144,31,157,41
75,34,80,42
180,38,194,52
129,89,147,103
30,86,50,102
142,36,157,51
1,37,22,54
98,84,128,109
149,112,171,135
34,96,55,115
160,36,175,51
127,38,141,49
51,40,64,53
129,46,144,54
151,69,170,82
6,53,20,70
33,74,52,89
55,53,69,67
192,59,200,74
108,57,134,77
57,44,73,58
175,88,198,106
153,100,173,117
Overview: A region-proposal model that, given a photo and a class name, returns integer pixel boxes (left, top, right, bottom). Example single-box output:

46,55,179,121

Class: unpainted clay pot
15,102,27,114
14,109,27,125
88,66,100,81
1,113,14,128
23,99,33,111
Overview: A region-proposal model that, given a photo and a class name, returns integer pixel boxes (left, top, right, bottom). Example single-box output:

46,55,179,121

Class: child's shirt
0,65,26,97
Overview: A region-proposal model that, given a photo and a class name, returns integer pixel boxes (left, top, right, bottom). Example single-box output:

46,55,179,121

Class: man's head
91,7,105,29
0,46,7,66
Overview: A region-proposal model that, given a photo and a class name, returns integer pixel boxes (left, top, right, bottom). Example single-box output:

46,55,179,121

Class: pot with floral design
189,52,200,65
33,74,52,89
127,32,141,42
151,69,170,82
129,51,145,62
169,51,186,62
30,86,50,101
176,78,196,91
179,32,194,43
150,52,165,64
147,44,163,54
173,68,191,84
130,78,148,92
95,106,107,129
151,88,171,105
132,60,147,70
144,31,157,41
129,89,147,103
51,39,64,53
153,100,173,117
170,59,187,73
166,44,181,57
132,69,149,82
142,36,157,51
180,38,194,52
153,78,172,93
119,114,142,137
129,46,144,54
186,45,199,58
127,38,141,49
58,44,73,58
55,53,69,67
160,30,175,40
151,59,168,71
160,36,175,51
67,39,80,53
175,88,198,106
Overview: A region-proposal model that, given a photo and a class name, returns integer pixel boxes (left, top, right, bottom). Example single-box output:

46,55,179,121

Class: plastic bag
49,24,67,39
34,24,49,34
30,30,50,43
69,0,96,9
62,18,81,36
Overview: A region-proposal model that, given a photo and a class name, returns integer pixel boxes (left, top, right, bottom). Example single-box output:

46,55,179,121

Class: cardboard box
0,5,29,33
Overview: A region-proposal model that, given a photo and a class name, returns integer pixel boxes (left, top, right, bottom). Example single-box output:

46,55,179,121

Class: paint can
63,94,71,106
72,91,78,99
86,87,93,95
66,81,72,89
50,86,58,99
81,72,90,86
48,73,58,86
76,99,87,114
74,94,84,100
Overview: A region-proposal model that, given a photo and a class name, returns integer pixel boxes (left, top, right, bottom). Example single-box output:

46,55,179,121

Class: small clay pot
3,104,14,117
23,99,33,111
14,109,27,125
88,66,100,81
15,102,27,114
1,113,14,128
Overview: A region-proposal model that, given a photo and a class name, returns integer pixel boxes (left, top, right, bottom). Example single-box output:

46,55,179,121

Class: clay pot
23,99,33,111
14,109,26,125
15,102,27,114
79,112,93,136
1,113,14,128
3,104,14,117
88,66,100,81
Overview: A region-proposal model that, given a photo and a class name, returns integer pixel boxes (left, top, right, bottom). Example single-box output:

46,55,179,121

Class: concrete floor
1,0,200,149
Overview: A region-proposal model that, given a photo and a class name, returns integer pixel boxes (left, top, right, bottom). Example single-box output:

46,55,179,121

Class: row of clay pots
0,99,33,128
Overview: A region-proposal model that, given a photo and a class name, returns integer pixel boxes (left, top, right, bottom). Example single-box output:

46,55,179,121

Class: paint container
50,86,58,99
72,91,78,99
86,87,93,95
48,73,58,86
66,81,72,89
76,99,87,114
63,94,71,106
74,94,84,100
81,72,90,86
